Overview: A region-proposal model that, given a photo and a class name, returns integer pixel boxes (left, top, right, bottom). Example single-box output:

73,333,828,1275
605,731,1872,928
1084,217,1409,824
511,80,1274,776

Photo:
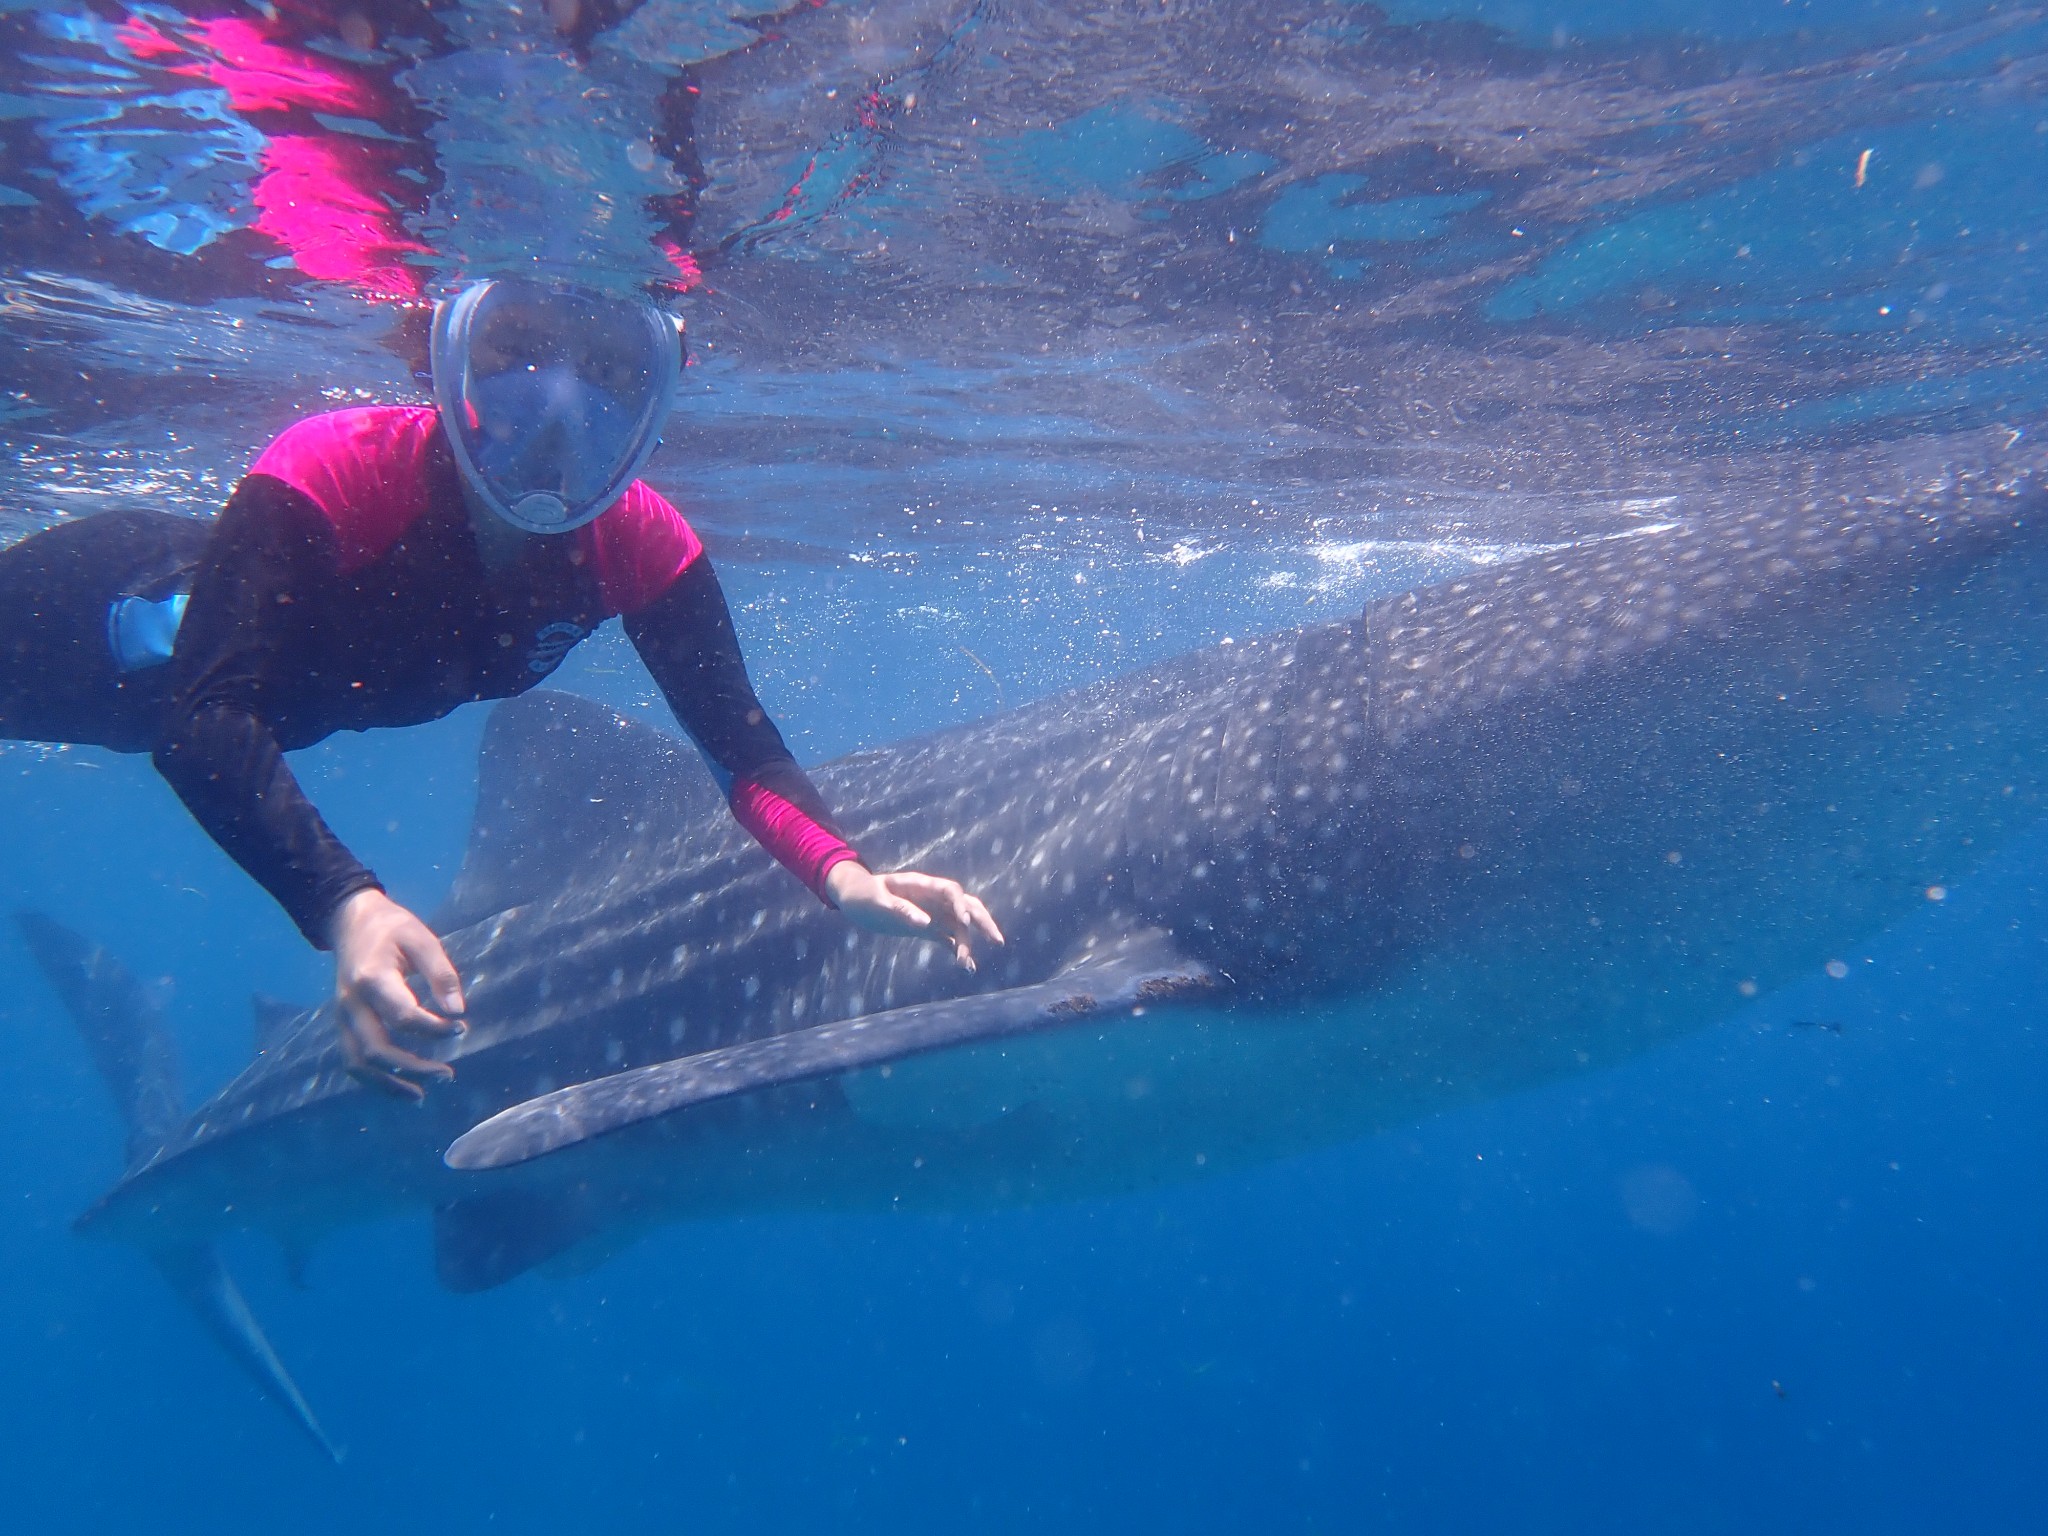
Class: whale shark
21,428,2048,1454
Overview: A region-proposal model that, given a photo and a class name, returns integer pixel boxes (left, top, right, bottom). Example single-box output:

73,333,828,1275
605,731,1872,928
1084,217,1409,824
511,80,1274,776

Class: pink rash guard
250,405,699,609
154,406,860,943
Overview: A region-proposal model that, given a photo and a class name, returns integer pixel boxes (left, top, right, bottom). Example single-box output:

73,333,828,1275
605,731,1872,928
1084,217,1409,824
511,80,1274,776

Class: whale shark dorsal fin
250,994,306,1057
434,689,724,932
444,929,1225,1172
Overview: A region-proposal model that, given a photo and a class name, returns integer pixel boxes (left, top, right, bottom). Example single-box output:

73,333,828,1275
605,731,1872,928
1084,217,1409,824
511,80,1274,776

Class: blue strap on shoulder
107,592,189,673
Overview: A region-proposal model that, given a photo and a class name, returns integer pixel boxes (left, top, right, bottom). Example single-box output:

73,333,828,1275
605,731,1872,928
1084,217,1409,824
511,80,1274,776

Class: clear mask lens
432,280,679,534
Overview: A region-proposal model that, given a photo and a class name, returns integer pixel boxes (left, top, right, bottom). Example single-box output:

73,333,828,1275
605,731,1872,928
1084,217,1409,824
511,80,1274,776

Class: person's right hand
327,888,466,1100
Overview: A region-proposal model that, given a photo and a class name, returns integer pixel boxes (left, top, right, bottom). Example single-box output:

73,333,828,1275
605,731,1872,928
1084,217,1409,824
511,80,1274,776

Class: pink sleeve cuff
728,778,862,903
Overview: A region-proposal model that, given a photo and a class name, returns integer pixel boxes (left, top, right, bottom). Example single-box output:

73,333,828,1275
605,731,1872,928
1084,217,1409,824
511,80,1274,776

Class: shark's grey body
25,432,2048,1446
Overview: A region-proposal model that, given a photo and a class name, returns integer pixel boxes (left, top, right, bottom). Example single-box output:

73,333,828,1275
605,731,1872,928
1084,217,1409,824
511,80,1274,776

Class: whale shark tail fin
14,913,341,1463
14,910,182,1169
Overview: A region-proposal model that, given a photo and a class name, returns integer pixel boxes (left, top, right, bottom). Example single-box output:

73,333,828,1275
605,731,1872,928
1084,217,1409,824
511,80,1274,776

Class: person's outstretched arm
624,553,1003,969
155,476,464,1096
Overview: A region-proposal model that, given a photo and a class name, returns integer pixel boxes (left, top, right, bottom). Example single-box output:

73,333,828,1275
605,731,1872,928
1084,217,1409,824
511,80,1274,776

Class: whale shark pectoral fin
150,1243,342,1464
444,930,1224,1172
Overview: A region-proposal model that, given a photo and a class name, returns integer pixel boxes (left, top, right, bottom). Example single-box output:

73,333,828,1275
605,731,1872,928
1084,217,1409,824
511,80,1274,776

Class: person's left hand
326,887,466,1100
825,864,1005,972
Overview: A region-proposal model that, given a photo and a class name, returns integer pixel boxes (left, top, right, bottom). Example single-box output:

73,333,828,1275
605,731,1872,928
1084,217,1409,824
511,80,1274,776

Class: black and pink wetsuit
0,406,861,945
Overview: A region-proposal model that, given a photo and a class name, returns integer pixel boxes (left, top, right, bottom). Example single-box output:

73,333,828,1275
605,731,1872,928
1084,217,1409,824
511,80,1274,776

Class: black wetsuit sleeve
154,477,383,947
624,555,862,901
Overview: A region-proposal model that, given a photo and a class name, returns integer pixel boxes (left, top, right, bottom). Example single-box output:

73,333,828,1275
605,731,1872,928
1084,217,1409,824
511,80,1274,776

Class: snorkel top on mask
430,278,682,535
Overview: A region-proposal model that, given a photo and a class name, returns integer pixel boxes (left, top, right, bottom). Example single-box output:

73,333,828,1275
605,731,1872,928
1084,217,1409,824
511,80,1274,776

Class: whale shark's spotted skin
70,431,2048,1301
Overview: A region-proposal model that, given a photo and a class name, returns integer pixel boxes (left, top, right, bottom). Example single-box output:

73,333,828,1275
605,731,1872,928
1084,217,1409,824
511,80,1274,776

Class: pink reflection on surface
256,135,432,300
656,238,705,292
109,9,421,298
189,17,375,115
114,15,374,115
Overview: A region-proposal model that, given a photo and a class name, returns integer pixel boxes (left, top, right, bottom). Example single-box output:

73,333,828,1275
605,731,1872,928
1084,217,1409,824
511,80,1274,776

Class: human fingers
348,997,454,1080
960,891,1005,946
344,1062,423,1101
933,882,1003,949
904,888,979,972
928,891,982,970
338,998,435,1101
888,874,1003,958
398,923,468,1021
358,965,464,1040
872,891,935,934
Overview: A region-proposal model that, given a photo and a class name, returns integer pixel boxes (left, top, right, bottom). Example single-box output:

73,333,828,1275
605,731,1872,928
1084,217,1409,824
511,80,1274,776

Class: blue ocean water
3,0,2046,1529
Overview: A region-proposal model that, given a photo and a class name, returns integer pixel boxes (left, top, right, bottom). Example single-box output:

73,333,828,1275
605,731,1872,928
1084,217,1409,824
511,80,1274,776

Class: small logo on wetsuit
526,621,587,675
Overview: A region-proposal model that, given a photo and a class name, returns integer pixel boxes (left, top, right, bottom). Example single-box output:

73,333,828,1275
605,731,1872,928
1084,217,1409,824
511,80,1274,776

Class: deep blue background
2,597,2044,1532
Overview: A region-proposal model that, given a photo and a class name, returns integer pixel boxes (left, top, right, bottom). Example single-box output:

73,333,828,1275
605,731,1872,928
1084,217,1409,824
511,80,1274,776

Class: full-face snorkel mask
430,278,682,535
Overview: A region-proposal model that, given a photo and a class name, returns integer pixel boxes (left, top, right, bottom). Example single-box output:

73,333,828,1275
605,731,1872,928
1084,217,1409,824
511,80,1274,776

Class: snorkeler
0,277,1003,1097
